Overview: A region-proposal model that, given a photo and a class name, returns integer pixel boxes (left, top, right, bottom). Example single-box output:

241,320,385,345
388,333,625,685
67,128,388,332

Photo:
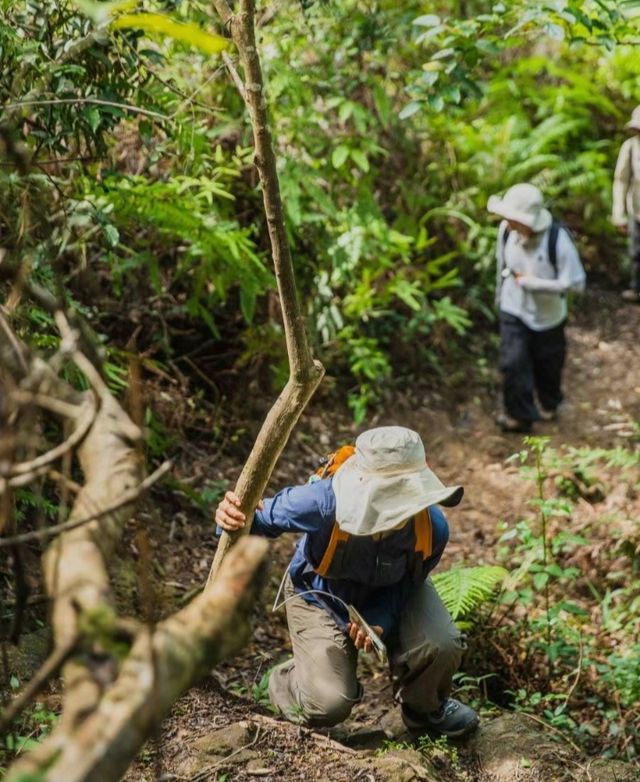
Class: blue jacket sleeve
359,505,450,636
250,479,336,539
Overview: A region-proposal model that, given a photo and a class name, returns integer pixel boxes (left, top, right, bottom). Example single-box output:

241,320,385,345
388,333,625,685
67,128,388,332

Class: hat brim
487,195,552,233
332,458,463,536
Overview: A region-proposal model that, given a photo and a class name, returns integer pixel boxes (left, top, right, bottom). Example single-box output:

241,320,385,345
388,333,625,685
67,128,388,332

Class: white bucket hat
487,183,552,233
625,106,640,131
332,426,463,536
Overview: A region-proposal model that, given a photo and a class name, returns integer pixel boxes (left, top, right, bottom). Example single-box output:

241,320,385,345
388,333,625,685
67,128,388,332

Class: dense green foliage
491,438,640,760
3,0,639,418
2,0,640,771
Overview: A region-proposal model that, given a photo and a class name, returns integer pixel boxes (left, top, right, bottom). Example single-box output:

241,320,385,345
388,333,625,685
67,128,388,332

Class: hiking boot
402,699,479,739
496,413,532,434
621,289,640,303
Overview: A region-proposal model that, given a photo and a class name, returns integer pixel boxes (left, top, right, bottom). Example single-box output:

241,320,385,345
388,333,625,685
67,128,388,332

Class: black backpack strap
502,220,569,279
498,224,511,292
547,220,560,276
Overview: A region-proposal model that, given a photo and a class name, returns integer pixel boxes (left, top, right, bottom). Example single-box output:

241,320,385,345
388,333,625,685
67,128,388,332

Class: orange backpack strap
414,508,433,559
316,444,356,479
315,522,350,577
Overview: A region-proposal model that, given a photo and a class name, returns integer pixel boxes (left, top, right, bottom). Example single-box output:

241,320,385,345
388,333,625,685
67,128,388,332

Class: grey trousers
268,575,465,728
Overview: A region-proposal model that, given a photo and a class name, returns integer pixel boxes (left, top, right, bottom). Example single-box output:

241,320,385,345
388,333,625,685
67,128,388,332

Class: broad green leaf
413,14,441,27
399,101,421,120
103,224,120,247
83,106,101,132
338,101,354,123
373,84,391,126
350,149,369,173
239,286,257,323
331,144,350,169
112,13,230,55
427,94,444,112
533,572,549,590
422,71,440,87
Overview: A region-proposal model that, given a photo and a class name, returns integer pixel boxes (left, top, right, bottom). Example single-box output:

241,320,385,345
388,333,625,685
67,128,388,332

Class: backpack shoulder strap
414,508,433,559
548,220,560,276
316,445,356,479
315,522,350,577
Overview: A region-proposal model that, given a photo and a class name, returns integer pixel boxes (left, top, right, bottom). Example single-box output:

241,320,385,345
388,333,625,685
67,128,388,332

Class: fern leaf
432,565,508,621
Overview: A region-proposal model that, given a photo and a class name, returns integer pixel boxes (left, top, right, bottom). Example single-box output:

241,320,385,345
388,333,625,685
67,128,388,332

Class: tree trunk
207,0,324,586
6,537,269,782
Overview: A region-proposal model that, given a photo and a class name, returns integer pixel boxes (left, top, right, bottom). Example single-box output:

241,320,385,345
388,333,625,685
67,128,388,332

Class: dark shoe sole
406,715,480,740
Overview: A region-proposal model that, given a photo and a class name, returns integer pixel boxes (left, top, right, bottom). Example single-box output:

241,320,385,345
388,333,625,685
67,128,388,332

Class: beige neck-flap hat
487,183,552,233
626,106,640,131
331,426,463,536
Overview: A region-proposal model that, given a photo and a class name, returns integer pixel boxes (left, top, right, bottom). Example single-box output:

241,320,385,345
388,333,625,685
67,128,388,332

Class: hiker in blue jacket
216,426,479,737
487,183,586,433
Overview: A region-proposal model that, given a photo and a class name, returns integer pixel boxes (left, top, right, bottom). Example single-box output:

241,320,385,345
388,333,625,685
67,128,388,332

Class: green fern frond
432,565,508,621
507,154,561,184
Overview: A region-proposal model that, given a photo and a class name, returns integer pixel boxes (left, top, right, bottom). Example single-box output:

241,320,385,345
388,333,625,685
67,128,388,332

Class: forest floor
118,288,638,782
5,290,640,781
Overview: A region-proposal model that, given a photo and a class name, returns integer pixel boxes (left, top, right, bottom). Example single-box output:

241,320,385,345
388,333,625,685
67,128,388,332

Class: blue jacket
251,477,449,637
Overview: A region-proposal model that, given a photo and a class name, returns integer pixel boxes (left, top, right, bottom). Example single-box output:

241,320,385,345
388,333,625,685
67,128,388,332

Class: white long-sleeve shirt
612,136,640,225
495,220,586,331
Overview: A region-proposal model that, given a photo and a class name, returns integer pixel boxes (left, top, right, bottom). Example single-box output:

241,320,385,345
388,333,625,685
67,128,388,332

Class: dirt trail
408,290,640,568
125,289,640,782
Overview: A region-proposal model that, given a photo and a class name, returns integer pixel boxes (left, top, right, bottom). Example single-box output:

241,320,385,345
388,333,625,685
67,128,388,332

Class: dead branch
6,397,96,478
7,466,82,491
520,712,583,754
0,311,28,376
7,537,269,782
207,0,324,585
4,4,323,777
0,314,144,727
9,390,90,420
7,467,51,488
0,460,171,548
222,51,246,99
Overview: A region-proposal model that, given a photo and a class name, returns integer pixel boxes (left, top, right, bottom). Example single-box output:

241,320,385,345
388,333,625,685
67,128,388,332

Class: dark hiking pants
630,220,640,291
499,312,566,423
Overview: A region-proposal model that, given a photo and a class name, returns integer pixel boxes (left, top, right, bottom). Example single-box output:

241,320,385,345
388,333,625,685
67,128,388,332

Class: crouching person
215,426,479,738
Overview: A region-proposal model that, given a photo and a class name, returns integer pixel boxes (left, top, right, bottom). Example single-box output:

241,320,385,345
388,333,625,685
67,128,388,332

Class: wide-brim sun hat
332,426,463,536
625,105,640,131
487,182,552,233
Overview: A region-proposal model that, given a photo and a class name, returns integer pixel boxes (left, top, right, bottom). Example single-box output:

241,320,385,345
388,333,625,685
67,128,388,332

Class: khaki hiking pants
268,575,465,728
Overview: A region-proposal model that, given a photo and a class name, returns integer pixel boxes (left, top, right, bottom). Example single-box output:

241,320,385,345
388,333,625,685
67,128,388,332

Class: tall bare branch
207,0,324,585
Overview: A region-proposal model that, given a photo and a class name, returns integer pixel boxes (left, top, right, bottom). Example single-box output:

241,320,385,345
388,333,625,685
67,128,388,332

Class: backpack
502,219,568,276
313,445,356,480
308,445,434,583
